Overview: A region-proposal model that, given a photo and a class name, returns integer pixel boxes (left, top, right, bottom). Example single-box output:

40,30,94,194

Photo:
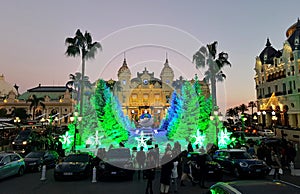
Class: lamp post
262,111,266,128
14,117,21,129
271,111,277,128
40,117,46,129
70,112,82,152
253,115,258,127
210,111,223,147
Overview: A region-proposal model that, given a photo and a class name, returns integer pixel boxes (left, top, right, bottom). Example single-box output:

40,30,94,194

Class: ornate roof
160,58,174,77
117,58,131,77
259,38,279,65
0,74,17,98
18,84,68,100
287,19,300,51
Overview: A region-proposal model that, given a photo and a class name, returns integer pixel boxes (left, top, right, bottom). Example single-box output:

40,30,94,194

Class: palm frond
65,37,76,45
193,47,207,69
75,29,84,38
65,46,80,57
207,41,218,59
85,31,92,44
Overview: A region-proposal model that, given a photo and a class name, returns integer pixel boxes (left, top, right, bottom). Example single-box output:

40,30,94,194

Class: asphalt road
1,168,300,194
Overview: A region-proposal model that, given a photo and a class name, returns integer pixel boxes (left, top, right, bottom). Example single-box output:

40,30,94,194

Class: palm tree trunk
32,107,35,120
211,75,217,110
80,56,85,116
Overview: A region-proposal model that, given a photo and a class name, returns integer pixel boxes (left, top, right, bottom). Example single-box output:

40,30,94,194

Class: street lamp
210,111,223,147
271,111,277,127
14,117,21,130
262,111,266,128
70,112,82,152
40,117,46,129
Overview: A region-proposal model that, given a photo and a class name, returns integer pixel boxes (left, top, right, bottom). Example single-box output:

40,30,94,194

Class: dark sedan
213,149,270,178
97,148,134,180
54,153,93,181
24,150,59,172
208,180,300,194
188,152,223,181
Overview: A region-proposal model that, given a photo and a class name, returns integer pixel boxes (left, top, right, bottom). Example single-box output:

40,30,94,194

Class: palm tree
66,72,93,101
26,95,45,120
248,101,256,117
239,104,248,114
65,29,102,115
193,41,231,109
226,108,237,118
226,108,237,125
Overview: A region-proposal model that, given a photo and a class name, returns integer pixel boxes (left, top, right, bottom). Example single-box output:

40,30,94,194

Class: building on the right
254,19,300,129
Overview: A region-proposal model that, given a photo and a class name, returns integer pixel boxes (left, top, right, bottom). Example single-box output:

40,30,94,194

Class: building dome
259,38,278,65
287,19,300,51
160,58,174,78
0,74,17,98
117,58,131,77
286,19,300,38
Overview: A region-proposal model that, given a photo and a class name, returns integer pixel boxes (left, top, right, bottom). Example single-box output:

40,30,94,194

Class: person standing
271,147,282,180
180,150,197,186
145,151,156,194
154,144,160,168
197,154,208,188
187,142,194,152
136,146,146,179
160,150,174,194
170,156,179,193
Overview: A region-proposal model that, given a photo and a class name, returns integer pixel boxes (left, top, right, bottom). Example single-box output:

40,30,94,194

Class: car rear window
25,152,44,158
65,154,89,162
230,151,252,159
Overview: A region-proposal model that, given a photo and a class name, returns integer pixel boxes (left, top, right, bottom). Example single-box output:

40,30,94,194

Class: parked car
213,149,270,178
12,128,41,155
207,180,300,194
188,152,223,181
54,153,93,181
24,150,59,172
0,152,25,179
258,129,274,137
97,147,134,180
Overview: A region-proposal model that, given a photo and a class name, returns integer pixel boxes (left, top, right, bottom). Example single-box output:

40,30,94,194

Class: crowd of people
128,141,214,194
255,139,297,180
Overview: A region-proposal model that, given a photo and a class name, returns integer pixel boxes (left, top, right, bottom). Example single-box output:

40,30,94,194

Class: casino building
254,19,300,128
0,57,210,128
109,57,210,127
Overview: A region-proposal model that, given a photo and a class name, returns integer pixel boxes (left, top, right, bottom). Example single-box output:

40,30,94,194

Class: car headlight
12,142,15,145
100,164,106,169
79,163,86,169
239,162,249,167
55,164,62,170
22,141,27,145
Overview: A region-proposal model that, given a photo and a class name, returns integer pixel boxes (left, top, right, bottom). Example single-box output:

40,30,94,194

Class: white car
258,129,274,137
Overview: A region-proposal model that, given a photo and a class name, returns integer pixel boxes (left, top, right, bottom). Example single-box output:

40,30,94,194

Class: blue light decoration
140,111,152,119
218,128,232,149
135,131,150,149
192,129,205,148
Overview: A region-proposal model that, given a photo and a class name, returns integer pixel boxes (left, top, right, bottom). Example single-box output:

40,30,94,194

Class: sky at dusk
1,0,300,114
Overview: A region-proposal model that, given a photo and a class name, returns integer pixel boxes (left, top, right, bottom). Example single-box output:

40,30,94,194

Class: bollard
40,165,47,181
92,166,97,183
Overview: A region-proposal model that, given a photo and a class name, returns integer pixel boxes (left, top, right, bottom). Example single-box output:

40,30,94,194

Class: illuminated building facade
254,19,300,128
110,57,210,127
0,75,73,125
